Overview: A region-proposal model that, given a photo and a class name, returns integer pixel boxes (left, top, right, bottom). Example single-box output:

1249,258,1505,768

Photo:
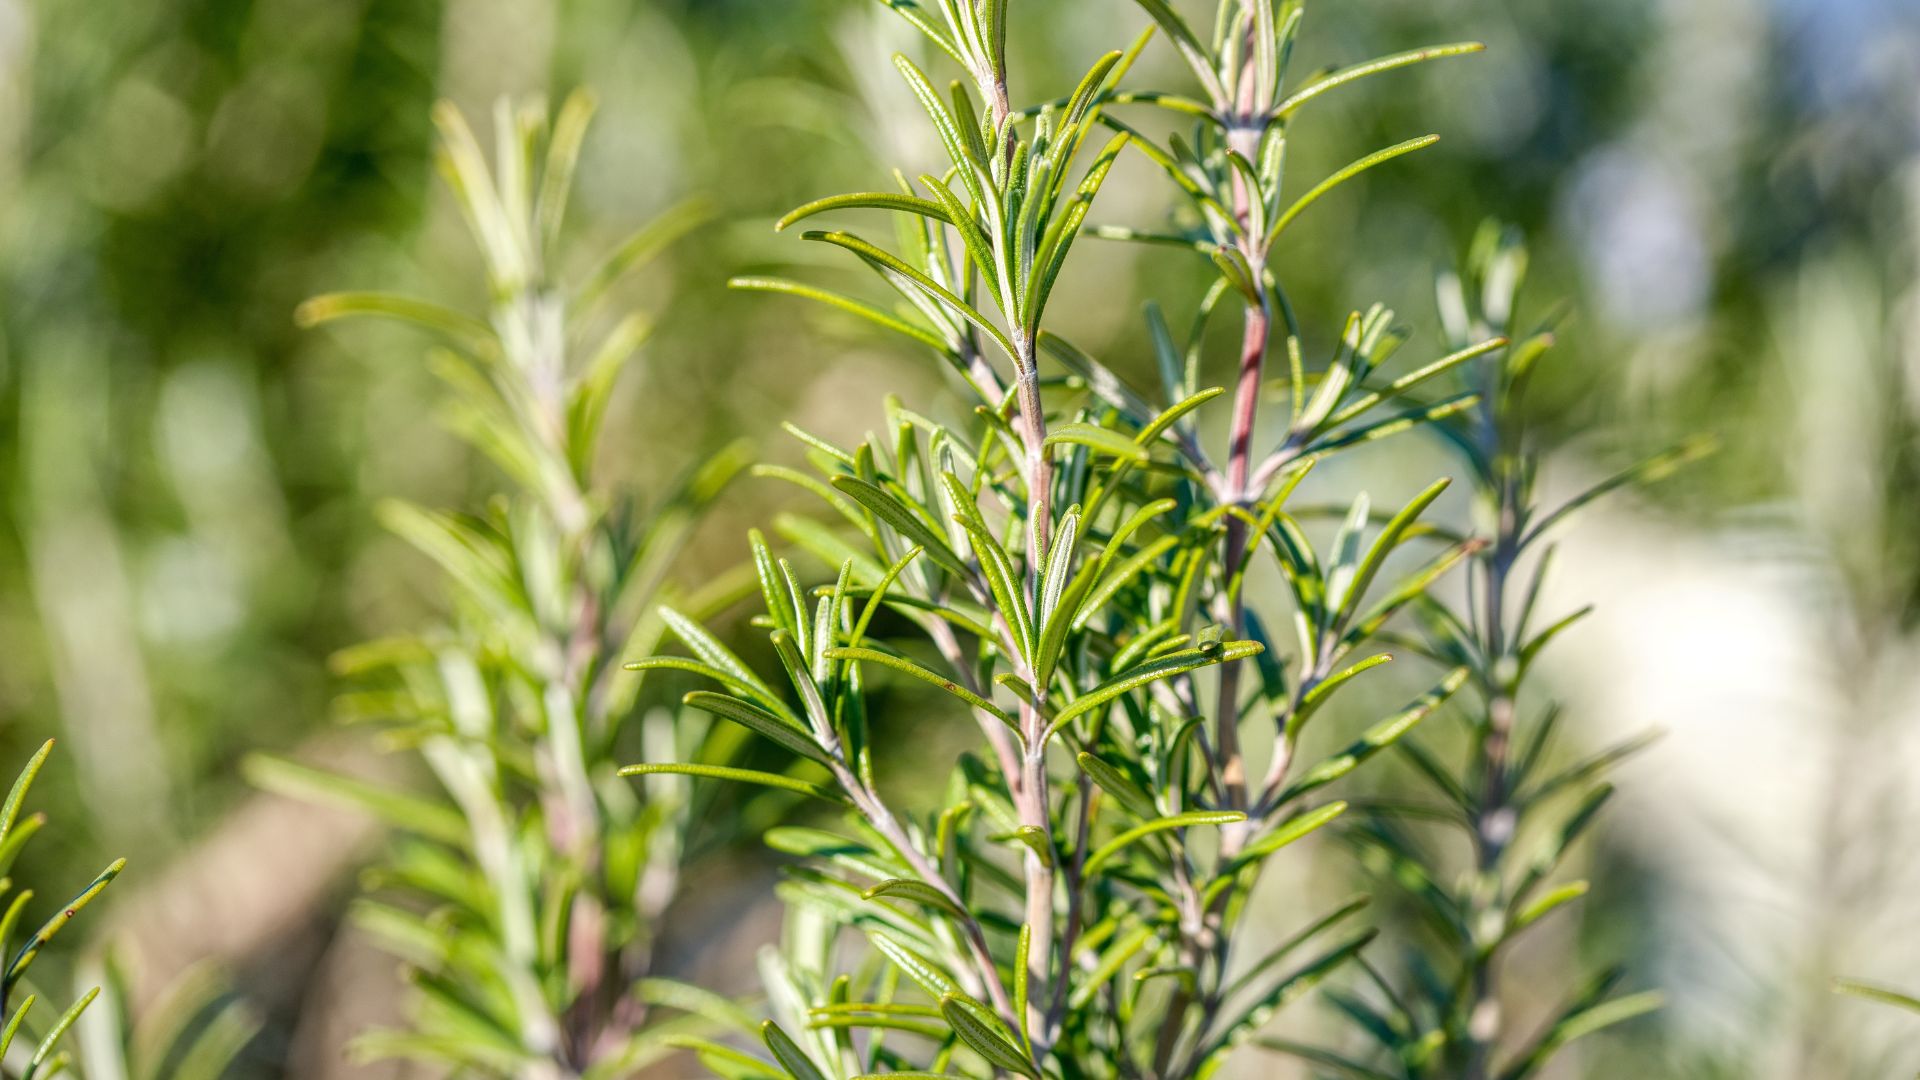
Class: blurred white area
1542,492,1918,1075
1543,176,1920,1074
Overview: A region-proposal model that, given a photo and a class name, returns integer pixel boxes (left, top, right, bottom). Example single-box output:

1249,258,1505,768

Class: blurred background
1,0,1917,1075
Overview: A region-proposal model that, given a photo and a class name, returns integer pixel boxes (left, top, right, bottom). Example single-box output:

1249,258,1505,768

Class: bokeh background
2,0,1918,1075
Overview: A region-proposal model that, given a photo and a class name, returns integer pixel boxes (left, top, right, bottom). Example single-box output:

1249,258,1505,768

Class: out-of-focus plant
1265,226,1706,1078
638,3,1538,1076
1834,979,1920,1019
0,742,125,1078
70,958,260,1080
244,92,754,1078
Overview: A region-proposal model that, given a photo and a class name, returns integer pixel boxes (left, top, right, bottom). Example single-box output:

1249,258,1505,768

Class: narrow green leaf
729,277,949,351
0,993,33,1060
1039,330,1158,423
1223,895,1372,1001
1312,391,1480,455
631,978,760,1036
1339,478,1452,625
1496,991,1662,1080
1082,811,1246,877
1273,136,1440,237
658,606,792,719
832,475,973,577
576,197,714,309
1510,880,1590,934
1209,246,1261,302
7,860,124,990
777,192,955,232
1038,507,1081,629
825,646,1018,731
243,755,467,847
618,763,847,804
1259,1037,1399,1079
1197,931,1376,1067
1275,667,1468,804
863,878,966,917
1322,336,1507,429
681,692,833,766
1068,923,1156,1009
1291,654,1393,737
1127,0,1226,102
1521,435,1716,549
806,231,1021,362
1076,752,1158,819
761,1021,827,1080
0,741,53,854
1048,641,1263,737
1045,421,1150,461
1275,42,1487,118
891,54,988,197
1014,923,1033,1053
1140,386,1225,446
294,292,494,348
536,89,595,255
1219,802,1347,878
873,0,967,64
868,932,961,999
27,986,97,1076
1834,979,1920,1014
939,995,1038,1078
1025,131,1130,328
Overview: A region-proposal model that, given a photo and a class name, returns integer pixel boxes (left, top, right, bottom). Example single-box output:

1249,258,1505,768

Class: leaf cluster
1272,226,1696,1079
255,93,758,1077
635,5,1553,1077
0,742,126,1079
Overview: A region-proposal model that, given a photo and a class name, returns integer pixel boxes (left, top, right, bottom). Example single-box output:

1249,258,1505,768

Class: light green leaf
939,995,1038,1078
243,755,467,847
681,692,833,766
1833,979,1920,1015
1273,135,1440,237
863,878,966,917
831,475,973,577
28,986,98,1077
760,1021,827,1080
0,740,53,854
576,197,714,309
294,292,494,348
7,861,123,990
1082,811,1246,877
1048,641,1263,737
825,646,1018,731
729,277,949,351
1218,801,1347,879
1275,42,1487,118
658,606,792,719
618,763,847,804
776,192,955,232
1275,667,1468,804
1045,421,1151,461
1075,752,1158,819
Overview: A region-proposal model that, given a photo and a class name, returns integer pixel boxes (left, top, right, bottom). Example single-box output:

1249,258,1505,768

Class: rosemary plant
0,742,125,1079
1265,227,1708,1078
248,93,750,1077
643,3,1535,1076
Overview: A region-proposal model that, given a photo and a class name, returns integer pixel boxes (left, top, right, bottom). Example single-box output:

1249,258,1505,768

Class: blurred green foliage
0,0,1915,1076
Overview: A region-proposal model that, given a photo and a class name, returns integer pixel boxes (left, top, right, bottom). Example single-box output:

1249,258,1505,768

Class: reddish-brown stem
1213,301,1270,817
1012,349,1058,1057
